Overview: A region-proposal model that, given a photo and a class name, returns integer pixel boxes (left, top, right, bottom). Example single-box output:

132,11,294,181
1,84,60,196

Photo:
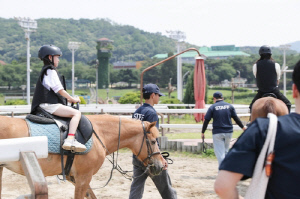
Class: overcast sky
1,0,299,47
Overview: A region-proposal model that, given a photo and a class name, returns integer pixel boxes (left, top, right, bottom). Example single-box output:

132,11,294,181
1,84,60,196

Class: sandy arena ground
1,152,250,199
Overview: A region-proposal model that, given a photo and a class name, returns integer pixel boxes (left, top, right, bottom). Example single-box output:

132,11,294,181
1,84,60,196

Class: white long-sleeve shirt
253,63,281,80
42,69,64,93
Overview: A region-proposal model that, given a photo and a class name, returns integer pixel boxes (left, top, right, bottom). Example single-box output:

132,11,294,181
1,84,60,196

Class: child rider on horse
249,45,291,114
31,44,86,152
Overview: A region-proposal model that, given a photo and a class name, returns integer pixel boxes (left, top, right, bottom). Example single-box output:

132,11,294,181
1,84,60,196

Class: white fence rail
0,104,250,135
0,104,250,114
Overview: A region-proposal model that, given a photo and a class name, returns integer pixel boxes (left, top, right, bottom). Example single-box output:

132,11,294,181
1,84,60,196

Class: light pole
279,44,291,96
68,41,81,96
182,71,190,87
15,17,37,105
166,30,186,101
95,59,99,104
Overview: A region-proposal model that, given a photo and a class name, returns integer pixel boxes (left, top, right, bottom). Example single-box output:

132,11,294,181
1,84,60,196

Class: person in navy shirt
201,91,246,166
214,60,300,199
129,83,177,199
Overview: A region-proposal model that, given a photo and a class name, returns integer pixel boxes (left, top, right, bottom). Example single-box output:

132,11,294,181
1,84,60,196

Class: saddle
262,93,277,99
27,107,93,145
26,107,94,179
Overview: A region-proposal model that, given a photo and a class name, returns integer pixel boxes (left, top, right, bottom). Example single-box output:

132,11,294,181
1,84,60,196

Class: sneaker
62,138,87,153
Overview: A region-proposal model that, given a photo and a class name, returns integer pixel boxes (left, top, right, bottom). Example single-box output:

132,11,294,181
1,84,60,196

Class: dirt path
1,152,249,198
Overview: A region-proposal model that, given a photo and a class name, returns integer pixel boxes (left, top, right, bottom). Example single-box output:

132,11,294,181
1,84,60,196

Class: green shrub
5,99,27,105
202,148,216,158
119,92,141,104
160,98,184,109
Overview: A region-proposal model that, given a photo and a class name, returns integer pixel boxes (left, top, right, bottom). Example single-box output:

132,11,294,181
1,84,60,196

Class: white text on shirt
215,105,230,110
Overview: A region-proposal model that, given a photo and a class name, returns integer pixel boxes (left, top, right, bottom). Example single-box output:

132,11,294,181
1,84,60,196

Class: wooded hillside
0,18,191,63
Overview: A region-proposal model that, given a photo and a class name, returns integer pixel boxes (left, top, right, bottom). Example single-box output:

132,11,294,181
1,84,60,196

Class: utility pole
279,44,291,96
166,30,186,101
68,42,81,96
15,17,37,105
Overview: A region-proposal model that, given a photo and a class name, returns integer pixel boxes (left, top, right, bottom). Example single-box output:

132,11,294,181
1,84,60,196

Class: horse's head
134,121,164,176
251,97,289,122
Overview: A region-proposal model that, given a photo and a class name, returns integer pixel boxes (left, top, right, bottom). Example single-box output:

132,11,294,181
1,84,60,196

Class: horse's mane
99,114,159,138
263,99,277,115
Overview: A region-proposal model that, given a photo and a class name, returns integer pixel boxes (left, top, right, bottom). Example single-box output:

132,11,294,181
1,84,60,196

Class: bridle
135,122,161,164
92,118,161,187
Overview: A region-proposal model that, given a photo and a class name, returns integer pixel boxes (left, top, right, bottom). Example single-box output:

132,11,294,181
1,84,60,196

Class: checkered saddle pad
26,119,93,154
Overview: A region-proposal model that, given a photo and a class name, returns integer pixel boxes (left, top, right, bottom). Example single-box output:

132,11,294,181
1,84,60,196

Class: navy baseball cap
143,83,165,96
213,91,223,98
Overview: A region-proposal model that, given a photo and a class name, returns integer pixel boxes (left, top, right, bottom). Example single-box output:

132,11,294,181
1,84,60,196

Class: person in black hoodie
249,45,291,113
31,44,86,152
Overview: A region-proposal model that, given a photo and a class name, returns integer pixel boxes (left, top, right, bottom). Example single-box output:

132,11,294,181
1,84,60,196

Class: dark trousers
129,156,177,199
249,87,291,113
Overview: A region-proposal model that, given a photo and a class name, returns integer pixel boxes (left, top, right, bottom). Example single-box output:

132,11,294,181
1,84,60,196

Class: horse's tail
263,99,277,115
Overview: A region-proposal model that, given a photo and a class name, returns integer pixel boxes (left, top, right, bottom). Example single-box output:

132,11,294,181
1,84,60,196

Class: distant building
113,62,136,69
113,61,144,70
153,45,250,64
0,60,6,65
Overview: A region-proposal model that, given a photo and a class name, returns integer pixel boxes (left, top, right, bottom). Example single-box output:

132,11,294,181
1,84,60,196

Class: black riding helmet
38,45,62,65
259,45,272,55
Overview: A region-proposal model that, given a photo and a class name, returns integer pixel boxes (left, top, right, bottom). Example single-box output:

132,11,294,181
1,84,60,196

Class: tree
160,52,177,88
0,63,24,89
110,69,119,87
214,63,236,82
118,69,138,88
183,71,195,104
139,57,162,86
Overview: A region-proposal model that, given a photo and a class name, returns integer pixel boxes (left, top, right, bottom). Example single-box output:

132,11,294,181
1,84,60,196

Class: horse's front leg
85,185,97,199
70,173,94,199
0,167,3,199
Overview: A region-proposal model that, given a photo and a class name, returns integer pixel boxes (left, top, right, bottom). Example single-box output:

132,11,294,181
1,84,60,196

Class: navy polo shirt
220,113,300,199
132,103,159,129
204,100,238,134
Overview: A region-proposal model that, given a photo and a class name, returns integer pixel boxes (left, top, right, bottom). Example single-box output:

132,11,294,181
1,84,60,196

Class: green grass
207,88,294,105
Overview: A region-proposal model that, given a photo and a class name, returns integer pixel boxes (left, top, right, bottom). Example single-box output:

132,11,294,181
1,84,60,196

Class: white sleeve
42,69,64,93
253,64,257,77
275,63,281,80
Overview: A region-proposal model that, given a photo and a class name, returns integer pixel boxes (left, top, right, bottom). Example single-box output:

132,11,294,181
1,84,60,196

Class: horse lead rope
91,119,159,189
202,138,207,154
92,117,128,188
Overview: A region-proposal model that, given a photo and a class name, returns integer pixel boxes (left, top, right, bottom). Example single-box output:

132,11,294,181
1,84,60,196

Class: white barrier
0,136,48,162
159,124,243,130
0,136,49,198
0,104,250,115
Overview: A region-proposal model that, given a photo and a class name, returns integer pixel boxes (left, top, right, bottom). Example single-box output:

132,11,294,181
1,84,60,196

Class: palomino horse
251,96,289,122
0,114,164,199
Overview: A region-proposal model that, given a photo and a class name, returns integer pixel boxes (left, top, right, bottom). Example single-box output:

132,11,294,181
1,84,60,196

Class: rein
92,118,160,187
92,117,131,187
